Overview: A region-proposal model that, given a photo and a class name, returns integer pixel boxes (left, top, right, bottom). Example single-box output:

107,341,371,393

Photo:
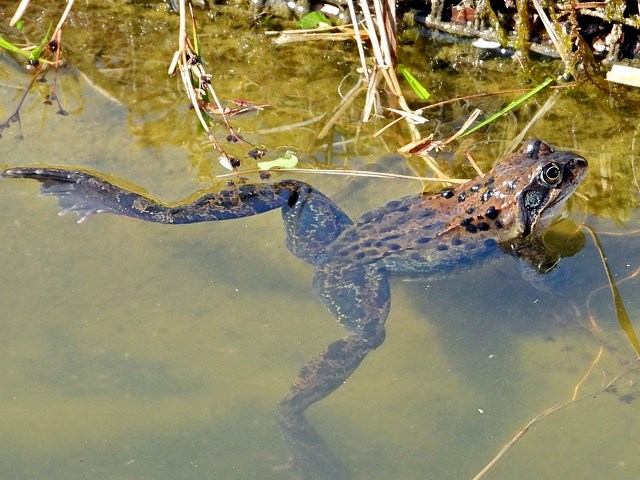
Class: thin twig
472,358,640,480
531,0,569,63
571,345,604,400
214,166,468,184
317,80,367,139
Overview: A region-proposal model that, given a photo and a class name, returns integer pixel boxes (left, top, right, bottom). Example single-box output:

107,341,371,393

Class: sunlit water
1,3,639,479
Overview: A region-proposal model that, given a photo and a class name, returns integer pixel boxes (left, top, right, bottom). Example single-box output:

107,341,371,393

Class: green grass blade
459,77,554,138
0,35,30,57
29,24,53,61
0,23,53,62
399,64,430,101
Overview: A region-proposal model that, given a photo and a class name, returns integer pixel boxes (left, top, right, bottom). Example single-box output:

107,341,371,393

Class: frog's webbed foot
1,168,137,223
276,404,352,480
277,263,390,479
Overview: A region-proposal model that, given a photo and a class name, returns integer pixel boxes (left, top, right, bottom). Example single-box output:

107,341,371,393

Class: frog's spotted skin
325,139,586,276
1,139,588,479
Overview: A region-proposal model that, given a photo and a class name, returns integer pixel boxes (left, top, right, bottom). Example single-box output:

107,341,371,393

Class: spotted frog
2,139,587,478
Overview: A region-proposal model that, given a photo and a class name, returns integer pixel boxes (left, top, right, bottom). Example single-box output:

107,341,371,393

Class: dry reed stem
10,0,72,35
169,0,241,164
52,0,74,39
9,0,31,26
268,0,420,141
531,0,568,63
464,151,484,176
346,0,369,80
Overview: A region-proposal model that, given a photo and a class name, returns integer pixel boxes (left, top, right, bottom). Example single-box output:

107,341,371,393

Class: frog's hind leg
277,262,390,478
1,168,325,226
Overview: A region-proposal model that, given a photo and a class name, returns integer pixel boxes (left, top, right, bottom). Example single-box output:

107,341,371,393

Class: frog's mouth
519,155,588,236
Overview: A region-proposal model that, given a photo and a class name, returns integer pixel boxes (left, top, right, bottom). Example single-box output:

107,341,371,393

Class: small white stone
472,38,501,50
320,3,340,15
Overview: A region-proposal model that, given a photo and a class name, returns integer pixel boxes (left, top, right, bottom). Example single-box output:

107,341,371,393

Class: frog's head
513,139,588,236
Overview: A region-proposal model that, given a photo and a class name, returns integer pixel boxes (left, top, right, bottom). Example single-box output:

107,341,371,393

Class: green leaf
297,11,331,29
399,64,430,101
16,20,24,30
257,151,299,170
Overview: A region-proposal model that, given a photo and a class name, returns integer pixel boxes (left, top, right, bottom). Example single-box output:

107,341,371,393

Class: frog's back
323,139,588,277
323,191,504,276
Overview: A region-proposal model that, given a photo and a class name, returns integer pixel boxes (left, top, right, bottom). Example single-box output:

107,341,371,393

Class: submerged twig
317,75,367,139
472,357,640,480
571,346,604,400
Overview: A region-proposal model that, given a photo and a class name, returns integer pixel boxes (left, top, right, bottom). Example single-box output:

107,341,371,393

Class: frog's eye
540,162,562,186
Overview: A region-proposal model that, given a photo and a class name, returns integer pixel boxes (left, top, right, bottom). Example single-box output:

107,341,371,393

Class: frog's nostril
572,157,588,168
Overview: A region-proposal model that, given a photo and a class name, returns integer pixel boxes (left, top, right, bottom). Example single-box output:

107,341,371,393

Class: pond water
1,3,639,480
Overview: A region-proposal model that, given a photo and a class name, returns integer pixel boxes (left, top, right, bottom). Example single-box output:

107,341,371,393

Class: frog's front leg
501,228,586,291
277,261,390,479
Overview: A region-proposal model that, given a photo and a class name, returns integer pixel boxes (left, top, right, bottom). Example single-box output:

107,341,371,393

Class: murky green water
1,2,640,479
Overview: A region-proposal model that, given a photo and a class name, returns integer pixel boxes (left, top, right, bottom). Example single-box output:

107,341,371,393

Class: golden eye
541,162,561,186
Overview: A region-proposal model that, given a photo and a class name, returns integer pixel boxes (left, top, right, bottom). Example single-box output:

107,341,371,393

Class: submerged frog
2,139,587,478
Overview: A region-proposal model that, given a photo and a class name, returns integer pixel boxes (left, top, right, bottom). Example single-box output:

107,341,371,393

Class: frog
1,138,587,479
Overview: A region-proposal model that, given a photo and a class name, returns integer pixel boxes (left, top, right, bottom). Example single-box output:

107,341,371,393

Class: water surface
1,3,640,479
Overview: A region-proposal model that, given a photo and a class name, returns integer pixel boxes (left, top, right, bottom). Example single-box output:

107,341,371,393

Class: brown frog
1,139,588,478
